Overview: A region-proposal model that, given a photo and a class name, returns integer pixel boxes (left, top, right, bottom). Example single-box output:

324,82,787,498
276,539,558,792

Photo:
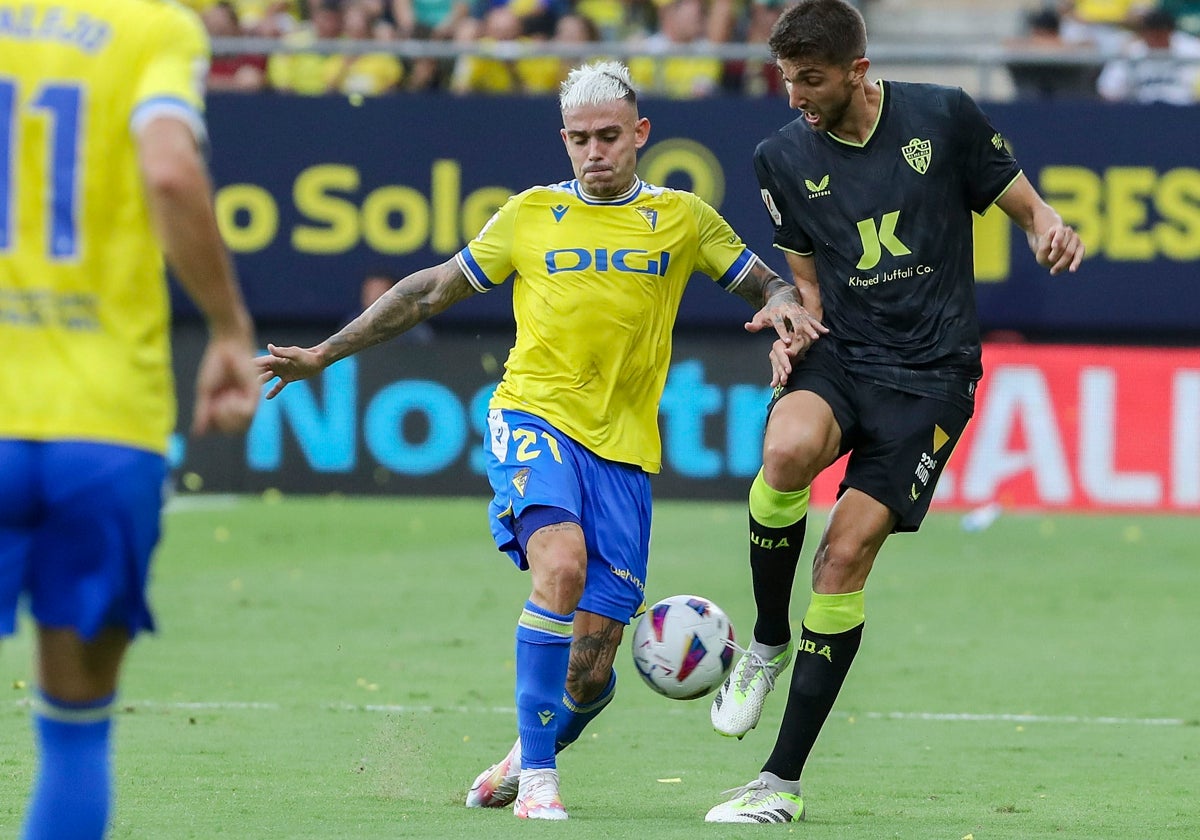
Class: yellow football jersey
457,178,755,473
0,0,209,453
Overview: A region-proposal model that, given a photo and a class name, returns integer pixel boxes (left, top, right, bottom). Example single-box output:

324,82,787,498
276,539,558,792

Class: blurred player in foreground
257,59,823,820
705,0,1084,824
0,1,259,836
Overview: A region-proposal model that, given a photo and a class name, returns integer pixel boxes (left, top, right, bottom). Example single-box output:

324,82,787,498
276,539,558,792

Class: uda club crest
902,137,931,174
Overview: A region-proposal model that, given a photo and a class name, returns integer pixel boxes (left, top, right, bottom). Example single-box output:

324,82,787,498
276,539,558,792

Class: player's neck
831,79,882,145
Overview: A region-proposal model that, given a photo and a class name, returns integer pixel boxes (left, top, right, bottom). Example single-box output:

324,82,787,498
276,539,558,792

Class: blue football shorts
484,409,650,625
0,440,167,640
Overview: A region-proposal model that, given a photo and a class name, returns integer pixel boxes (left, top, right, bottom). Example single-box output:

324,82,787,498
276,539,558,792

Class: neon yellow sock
749,468,810,528
803,589,865,635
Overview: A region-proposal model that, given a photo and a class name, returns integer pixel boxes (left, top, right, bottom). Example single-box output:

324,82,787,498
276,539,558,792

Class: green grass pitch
1,495,1196,839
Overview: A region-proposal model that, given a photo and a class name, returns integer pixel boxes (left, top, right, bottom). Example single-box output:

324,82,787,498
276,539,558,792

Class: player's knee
761,438,822,490
762,427,829,490
530,556,587,613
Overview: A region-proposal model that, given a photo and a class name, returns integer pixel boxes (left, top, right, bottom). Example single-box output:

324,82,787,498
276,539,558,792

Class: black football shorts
768,343,974,532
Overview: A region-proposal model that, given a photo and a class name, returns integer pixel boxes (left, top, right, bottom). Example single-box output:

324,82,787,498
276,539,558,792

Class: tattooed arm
733,254,827,350
764,251,828,386
256,257,476,399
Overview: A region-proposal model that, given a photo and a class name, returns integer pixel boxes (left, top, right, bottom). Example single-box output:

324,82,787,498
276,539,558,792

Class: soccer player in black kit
705,0,1085,824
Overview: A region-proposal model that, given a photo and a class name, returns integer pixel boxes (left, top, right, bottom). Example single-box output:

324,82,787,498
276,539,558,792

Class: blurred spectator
391,0,471,89
628,0,723,98
203,1,270,91
235,0,304,35
1158,0,1200,37
705,0,738,44
622,0,663,40
550,13,605,79
722,0,788,96
393,0,469,38
329,0,406,95
574,0,627,40
468,0,568,38
1059,0,1149,51
268,0,347,94
449,7,524,93
1004,6,1102,98
449,6,566,93
360,270,396,310
1097,7,1200,102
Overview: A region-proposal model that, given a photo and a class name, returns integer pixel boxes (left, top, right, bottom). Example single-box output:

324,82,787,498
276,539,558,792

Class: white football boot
512,768,568,820
710,641,793,738
465,739,521,808
704,773,805,823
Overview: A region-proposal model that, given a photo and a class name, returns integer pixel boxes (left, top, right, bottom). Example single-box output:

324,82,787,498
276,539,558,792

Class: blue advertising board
170,324,778,499
200,93,1200,337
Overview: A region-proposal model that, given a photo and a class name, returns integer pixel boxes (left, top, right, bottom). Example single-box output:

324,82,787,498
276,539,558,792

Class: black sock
749,512,807,646
762,622,863,781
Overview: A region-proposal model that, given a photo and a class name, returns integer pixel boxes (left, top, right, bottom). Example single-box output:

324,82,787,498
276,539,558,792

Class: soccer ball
631,594,736,700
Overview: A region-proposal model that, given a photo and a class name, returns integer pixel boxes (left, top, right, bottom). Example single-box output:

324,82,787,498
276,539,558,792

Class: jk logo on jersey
855,211,911,270
902,138,931,174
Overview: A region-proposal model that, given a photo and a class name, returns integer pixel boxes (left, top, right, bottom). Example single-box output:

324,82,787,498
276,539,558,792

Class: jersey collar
573,177,643,205
827,79,888,150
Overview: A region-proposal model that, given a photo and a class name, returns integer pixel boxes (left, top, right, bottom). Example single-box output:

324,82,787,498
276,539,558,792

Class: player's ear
635,116,651,148
848,57,870,84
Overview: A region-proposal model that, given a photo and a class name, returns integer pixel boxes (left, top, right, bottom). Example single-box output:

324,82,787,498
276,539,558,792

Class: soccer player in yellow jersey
258,59,825,821
0,1,259,836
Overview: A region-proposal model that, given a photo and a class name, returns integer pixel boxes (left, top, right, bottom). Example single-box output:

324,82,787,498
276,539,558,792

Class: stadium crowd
195,0,804,96
1007,0,1200,101
194,0,1200,102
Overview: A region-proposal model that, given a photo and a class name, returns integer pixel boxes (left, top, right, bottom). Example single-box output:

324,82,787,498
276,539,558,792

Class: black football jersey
754,80,1021,401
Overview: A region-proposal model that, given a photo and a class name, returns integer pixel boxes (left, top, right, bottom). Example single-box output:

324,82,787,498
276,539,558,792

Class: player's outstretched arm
257,258,475,399
736,255,827,348
996,174,1085,276
137,116,258,435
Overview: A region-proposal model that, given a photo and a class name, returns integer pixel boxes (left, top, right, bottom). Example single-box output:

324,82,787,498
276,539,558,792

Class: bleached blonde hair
559,60,638,112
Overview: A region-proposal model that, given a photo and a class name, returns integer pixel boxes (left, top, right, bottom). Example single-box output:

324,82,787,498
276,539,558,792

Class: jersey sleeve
455,192,521,292
753,139,814,256
687,194,756,292
954,89,1022,215
129,4,209,142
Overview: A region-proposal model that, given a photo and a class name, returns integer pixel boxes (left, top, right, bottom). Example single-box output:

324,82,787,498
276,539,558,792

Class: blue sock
514,600,573,770
556,669,616,752
22,691,116,840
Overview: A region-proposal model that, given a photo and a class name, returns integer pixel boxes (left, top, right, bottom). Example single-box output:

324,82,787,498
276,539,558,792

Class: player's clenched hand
193,334,259,435
1033,223,1085,275
256,343,327,400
